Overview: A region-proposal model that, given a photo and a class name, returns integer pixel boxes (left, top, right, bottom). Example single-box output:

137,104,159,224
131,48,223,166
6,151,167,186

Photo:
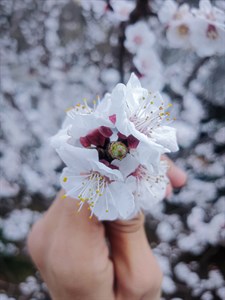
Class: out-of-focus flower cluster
51,74,178,220
1,0,225,299
158,0,225,57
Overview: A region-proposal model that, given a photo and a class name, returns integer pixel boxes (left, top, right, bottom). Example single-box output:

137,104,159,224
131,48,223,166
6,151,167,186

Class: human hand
27,159,186,300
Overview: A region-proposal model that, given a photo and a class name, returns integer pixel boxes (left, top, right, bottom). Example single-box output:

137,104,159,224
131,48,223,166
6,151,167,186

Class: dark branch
129,0,156,24
184,57,210,89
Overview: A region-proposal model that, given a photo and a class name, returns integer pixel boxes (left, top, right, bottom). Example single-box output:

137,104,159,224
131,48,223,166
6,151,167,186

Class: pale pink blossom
125,21,155,54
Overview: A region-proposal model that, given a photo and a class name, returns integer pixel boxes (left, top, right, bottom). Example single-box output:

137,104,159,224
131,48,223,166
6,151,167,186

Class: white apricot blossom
109,0,135,22
190,0,225,57
127,161,169,212
51,74,178,220
159,0,193,49
109,73,178,153
125,21,155,54
133,47,162,76
56,144,135,220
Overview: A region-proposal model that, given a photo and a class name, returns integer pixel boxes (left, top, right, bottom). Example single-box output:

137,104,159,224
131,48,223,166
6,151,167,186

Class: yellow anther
65,107,73,112
62,194,67,199
63,177,68,182
106,209,109,213
168,103,172,107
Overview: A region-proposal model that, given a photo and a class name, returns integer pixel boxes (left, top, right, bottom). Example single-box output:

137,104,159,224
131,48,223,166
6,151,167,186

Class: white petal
51,126,71,149
56,143,98,171
132,141,163,171
199,0,211,14
60,168,86,197
127,73,142,90
158,0,178,24
151,126,179,152
109,182,135,219
139,177,167,209
93,198,119,221
112,154,139,178
69,113,113,138
90,160,123,180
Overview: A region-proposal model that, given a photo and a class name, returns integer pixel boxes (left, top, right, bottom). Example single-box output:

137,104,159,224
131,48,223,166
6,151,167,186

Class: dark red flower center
80,126,139,168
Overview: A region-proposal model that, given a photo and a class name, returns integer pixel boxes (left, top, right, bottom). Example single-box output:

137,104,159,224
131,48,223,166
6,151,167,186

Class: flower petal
112,154,139,178
151,126,179,152
109,182,135,219
92,197,119,221
56,143,98,171
60,167,86,198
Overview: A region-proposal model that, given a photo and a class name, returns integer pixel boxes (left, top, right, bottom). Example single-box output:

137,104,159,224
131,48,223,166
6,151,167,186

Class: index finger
162,156,187,188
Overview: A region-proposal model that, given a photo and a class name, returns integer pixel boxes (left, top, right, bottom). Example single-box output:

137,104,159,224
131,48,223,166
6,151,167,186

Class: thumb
105,214,162,299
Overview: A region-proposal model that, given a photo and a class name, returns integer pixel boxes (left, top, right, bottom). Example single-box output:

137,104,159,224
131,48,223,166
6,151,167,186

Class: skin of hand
27,157,187,300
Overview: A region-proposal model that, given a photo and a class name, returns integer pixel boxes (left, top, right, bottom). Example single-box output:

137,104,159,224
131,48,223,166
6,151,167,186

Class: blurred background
0,0,224,299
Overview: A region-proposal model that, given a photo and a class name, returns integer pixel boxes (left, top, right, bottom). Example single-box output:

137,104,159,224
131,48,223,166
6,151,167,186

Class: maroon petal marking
86,129,106,147
109,114,116,124
80,136,91,148
98,126,113,137
100,159,119,170
118,132,127,140
127,135,139,149
108,163,119,170
100,159,110,166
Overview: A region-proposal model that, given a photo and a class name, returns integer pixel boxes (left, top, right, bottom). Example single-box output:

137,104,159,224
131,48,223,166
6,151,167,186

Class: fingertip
163,156,187,188
170,166,187,188
166,183,173,198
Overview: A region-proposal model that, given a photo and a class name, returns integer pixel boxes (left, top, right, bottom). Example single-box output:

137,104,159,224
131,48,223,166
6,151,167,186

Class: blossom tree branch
184,56,210,88
129,0,156,24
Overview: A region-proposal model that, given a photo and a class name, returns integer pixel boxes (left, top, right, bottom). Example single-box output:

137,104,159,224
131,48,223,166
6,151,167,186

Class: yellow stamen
65,107,73,112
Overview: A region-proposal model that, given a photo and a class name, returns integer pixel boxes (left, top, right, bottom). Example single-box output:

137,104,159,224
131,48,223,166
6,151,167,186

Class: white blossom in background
20,277,41,297
123,18,163,91
0,294,16,300
109,0,135,22
78,0,107,18
158,0,180,24
191,0,225,57
158,0,225,56
158,0,193,49
1,209,41,241
133,49,160,75
133,48,164,90
125,21,155,54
